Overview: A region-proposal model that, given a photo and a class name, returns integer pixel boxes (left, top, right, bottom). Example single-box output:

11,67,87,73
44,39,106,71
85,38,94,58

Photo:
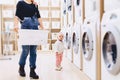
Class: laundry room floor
0,51,89,80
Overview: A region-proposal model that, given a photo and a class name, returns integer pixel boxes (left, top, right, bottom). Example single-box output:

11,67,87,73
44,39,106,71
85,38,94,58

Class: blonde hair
57,32,64,39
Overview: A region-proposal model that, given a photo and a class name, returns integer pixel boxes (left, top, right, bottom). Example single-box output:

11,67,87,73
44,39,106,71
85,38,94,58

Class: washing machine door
72,31,79,54
102,24,120,75
65,31,71,49
64,31,68,48
82,27,93,61
62,0,66,15
74,0,81,22
67,0,72,11
74,0,81,6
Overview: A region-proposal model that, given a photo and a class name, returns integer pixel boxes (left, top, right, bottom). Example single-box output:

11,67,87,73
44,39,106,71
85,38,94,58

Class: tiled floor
0,52,89,80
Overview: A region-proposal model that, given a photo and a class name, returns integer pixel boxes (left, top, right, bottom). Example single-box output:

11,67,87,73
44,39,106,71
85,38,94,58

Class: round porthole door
63,0,66,14
77,0,80,6
67,0,72,11
72,32,79,54
82,27,93,61
102,25,120,75
65,32,71,49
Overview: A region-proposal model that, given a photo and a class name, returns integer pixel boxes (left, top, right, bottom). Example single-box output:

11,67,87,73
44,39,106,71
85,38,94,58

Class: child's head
57,32,64,41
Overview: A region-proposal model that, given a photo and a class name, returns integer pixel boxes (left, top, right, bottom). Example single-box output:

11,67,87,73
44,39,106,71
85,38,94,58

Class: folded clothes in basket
18,29,49,45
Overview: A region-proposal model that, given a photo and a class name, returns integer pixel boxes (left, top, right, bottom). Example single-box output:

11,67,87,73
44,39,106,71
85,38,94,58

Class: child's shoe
59,66,63,70
55,67,61,71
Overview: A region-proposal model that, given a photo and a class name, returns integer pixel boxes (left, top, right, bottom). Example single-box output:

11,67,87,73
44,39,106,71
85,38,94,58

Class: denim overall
19,15,39,68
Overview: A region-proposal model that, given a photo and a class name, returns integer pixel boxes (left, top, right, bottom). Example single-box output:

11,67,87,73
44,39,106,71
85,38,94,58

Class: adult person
14,0,44,79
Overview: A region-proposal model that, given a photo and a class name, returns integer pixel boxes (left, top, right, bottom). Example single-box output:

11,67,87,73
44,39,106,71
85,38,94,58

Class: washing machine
66,0,73,62
81,15,98,80
60,27,67,57
62,0,67,15
101,9,120,80
74,0,81,23
67,26,73,62
81,0,99,79
72,22,82,69
67,0,72,12
63,25,73,62
66,0,73,26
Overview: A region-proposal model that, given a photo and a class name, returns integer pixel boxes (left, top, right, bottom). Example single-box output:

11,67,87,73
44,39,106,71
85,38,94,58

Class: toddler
54,32,65,71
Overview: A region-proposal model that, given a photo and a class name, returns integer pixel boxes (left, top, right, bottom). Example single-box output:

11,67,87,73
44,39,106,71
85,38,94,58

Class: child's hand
56,52,58,54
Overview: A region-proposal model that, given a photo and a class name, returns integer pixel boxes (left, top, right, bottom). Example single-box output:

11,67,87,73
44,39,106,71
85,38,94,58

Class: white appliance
81,0,99,79
63,25,73,62
74,0,81,23
66,26,73,62
81,15,98,80
72,0,82,69
72,22,82,69
67,0,72,12
66,0,73,62
61,27,67,56
101,9,120,80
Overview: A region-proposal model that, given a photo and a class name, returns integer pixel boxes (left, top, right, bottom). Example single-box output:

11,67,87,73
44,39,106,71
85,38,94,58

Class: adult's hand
14,27,19,33
38,18,44,30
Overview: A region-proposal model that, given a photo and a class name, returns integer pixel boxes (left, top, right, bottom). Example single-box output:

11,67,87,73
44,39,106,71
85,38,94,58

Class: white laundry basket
18,29,49,45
